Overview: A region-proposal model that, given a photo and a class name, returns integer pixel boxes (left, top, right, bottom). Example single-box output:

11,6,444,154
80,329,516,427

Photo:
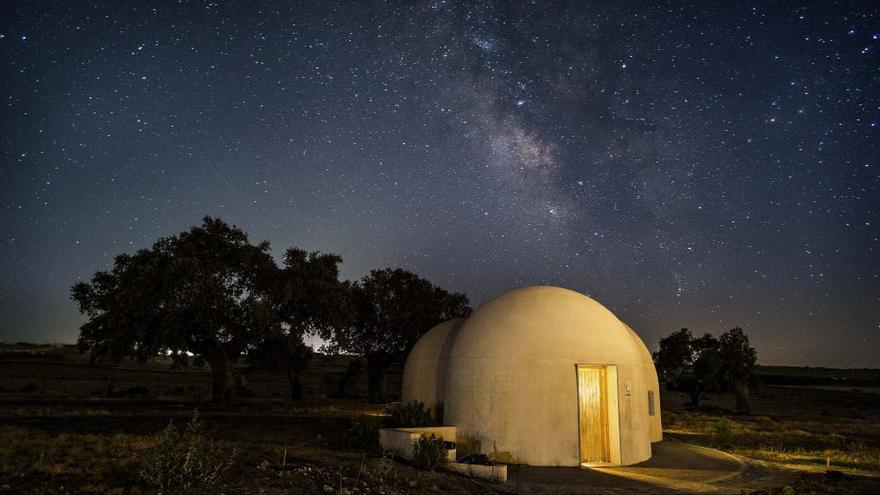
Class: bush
366,449,400,486
387,401,437,427
412,434,448,470
345,414,383,451
142,410,237,493
711,417,733,448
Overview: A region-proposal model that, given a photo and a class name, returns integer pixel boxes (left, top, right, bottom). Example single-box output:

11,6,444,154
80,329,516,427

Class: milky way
1,1,878,367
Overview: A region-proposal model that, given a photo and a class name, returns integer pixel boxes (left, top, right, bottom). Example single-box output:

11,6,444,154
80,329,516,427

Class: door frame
575,363,622,466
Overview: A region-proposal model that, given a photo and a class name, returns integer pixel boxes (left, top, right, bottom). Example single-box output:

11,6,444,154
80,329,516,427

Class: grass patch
663,389,880,473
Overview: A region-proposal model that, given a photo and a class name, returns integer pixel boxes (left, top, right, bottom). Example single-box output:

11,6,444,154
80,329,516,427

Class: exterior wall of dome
431,286,659,467
622,323,663,443
400,319,463,411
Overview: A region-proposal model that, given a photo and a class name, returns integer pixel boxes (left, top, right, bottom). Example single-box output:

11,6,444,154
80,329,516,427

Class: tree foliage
275,248,349,337
327,268,471,402
71,217,348,403
72,217,278,403
654,328,693,385
249,248,348,400
247,335,313,400
690,333,723,406
719,327,758,413
72,218,471,405
654,327,757,411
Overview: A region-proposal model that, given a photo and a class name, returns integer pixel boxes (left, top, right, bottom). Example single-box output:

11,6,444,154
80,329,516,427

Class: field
662,366,880,494
1,344,879,494
0,345,489,494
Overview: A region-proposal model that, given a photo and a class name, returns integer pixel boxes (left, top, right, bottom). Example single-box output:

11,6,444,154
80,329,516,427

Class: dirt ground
1,347,878,494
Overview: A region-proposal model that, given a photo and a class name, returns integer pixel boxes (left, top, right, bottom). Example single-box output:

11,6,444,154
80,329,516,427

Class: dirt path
498,439,801,494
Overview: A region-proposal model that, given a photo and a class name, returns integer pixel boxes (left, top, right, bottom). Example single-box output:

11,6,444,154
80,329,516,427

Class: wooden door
577,365,610,464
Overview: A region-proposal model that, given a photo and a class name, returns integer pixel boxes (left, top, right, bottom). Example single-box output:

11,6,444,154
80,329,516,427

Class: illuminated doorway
577,364,620,465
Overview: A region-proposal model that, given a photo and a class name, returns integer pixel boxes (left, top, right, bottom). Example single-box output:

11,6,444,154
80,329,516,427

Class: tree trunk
689,381,702,408
734,380,751,414
366,357,386,404
337,359,363,398
287,370,304,401
206,351,236,404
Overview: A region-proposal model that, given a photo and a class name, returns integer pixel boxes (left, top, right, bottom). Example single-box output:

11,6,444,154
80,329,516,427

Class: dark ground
1,343,878,494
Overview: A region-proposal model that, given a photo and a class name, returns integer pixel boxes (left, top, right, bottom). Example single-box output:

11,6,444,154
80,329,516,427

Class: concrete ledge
379,426,457,460
448,462,508,482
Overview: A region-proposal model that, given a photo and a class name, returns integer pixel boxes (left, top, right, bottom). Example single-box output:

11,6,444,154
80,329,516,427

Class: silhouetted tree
248,335,313,400
327,268,471,403
336,357,364,398
654,328,693,387
689,333,722,407
719,327,758,414
72,217,280,403
275,248,349,339
263,248,348,399
654,329,722,407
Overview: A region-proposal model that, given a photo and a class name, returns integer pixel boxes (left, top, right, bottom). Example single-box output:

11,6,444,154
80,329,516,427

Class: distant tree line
71,217,470,404
653,327,758,413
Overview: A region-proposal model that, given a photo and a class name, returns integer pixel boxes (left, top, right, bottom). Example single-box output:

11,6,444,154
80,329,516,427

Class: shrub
412,434,448,470
711,417,734,448
387,401,437,427
366,449,400,486
345,414,383,451
142,410,237,493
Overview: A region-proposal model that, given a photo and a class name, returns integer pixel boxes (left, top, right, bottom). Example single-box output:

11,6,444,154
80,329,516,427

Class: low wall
379,426,505,482
378,426,457,460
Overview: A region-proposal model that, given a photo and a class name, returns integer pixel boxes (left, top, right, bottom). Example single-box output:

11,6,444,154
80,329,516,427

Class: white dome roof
447,286,647,364
400,319,464,409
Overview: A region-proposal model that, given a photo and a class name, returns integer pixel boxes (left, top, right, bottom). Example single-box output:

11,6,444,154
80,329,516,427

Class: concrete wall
378,426,457,460
622,323,663,443
649,365,663,443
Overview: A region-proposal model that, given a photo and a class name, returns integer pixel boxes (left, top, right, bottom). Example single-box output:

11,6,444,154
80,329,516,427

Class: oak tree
327,268,471,403
72,217,280,403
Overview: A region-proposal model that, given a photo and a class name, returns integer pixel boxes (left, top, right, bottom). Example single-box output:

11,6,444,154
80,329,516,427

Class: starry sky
1,1,878,367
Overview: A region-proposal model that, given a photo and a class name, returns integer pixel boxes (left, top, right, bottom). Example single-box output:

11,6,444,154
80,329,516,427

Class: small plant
711,417,734,448
369,449,399,485
142,410,237,493
412,434,448,470
345,414,383,450
387,401,437,427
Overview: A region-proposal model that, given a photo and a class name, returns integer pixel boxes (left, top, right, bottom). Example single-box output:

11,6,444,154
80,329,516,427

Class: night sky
1,1,878,367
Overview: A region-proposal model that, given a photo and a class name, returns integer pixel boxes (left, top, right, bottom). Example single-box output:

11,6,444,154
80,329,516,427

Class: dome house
401,286,662,467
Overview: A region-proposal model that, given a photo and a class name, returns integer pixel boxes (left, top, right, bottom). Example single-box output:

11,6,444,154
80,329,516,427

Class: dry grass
0,426,150,494
0,396,497,494
3,352,879,494
662,387,880,474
